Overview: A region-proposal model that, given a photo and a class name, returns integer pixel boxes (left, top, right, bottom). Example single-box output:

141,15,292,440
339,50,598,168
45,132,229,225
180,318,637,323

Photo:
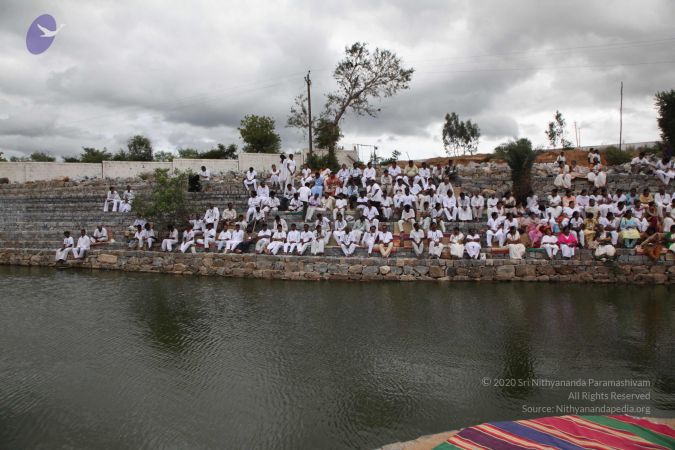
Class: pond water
0,266,672,449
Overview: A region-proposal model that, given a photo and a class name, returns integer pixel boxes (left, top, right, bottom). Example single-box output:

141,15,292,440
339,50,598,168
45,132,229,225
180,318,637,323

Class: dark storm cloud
0,0,673,159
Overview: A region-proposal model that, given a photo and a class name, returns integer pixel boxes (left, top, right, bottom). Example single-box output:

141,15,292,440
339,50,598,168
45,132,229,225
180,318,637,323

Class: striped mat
434,415,675,449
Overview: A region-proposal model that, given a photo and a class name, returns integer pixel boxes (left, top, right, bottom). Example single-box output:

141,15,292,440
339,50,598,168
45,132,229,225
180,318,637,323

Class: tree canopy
545,110,572,149
288,42,413,156
655,90,675,149
114,135,154,161
442,112,481,156
495,138,537,203
238,115,281,153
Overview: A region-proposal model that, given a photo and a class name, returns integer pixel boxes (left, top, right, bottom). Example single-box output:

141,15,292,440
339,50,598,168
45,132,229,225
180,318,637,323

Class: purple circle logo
26,14,64,55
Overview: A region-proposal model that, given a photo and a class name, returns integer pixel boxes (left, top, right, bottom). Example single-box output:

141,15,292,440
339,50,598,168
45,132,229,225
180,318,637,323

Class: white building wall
101,161,173,179
171,158,239,174
0,162,102,183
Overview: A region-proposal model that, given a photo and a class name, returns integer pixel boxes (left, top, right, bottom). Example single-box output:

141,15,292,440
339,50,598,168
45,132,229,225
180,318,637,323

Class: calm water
0,266,673,449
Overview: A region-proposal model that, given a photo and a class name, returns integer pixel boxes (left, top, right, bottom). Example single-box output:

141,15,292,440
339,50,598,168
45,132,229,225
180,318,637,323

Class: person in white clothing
204,203,220,231
448,227,465,258
339,226,358,256
196,223,216,251
361,225,379,256
297,224,314,255
161,224,179,252
142,223,156,250
427,222,445,258
104,187,121,212
311,225,327,255
286,154,297,185
409,222,425,257
284,224,301,254
465,228,481,259
129,225,144,249
377,224,394,258
540,228,559,259
398,204,416,233
362,162,376,187
221,203,237,225
215,227,232,252
243,167,258,191
486,212,505,247
55,231,74,262
505,227,526,259
269,164,281,189
118,198,131,213
254,223,272,254
266,225,287,255
72,229,92,259
655,156,674,185
224,224,245,253
92,224,109,244
471,191,484,221
332,213,348,243
180,226,196,253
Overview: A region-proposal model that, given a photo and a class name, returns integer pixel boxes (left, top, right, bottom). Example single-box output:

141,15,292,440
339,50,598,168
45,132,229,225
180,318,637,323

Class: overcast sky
1,0,674,161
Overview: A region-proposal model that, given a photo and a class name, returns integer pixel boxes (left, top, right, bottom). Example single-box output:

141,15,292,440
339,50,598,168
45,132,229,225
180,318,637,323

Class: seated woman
540,228,559,259
505,226,526,259
619,210,641,248
557,225,578,259
526,218,544,248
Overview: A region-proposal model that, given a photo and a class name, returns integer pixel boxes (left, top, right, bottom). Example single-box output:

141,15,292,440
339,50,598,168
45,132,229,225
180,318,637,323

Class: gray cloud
0,0,672,160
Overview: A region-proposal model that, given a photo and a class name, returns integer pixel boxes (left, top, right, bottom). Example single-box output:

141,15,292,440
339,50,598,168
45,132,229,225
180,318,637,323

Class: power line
414,59,675,75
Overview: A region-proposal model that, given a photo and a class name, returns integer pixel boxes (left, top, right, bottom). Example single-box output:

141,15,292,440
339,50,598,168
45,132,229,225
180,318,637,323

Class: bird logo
26,14,64,55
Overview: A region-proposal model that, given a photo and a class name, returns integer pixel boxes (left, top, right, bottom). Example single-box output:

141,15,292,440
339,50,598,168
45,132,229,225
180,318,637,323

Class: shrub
306,151,339,172
133,169,189,225
604,146,632,165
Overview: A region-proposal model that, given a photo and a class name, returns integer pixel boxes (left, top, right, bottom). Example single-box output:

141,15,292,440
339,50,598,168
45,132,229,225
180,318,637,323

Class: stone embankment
2,248,672,284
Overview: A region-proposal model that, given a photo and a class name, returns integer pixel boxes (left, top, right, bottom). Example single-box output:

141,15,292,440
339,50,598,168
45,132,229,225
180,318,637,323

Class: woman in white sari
506,226,526,259
448,227,465,258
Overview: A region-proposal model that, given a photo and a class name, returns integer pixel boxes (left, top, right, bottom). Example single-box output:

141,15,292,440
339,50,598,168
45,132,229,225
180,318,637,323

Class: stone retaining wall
1,249,672,284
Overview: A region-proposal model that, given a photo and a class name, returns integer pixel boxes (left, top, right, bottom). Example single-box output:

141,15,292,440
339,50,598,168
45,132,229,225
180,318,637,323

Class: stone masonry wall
1,249,672,284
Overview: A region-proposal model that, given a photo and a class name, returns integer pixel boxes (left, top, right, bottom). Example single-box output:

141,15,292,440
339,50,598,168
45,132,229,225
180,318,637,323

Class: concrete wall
101,161,173,179
1,248,672,284
0,162,102,183
171,158,238,174
239,153,305,173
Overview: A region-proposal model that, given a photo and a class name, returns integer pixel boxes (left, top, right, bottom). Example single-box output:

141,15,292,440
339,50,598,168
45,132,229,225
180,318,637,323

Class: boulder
97,254,118,264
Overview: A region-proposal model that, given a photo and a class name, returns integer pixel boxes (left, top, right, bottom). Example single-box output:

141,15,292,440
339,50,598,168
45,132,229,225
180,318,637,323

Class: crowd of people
58,152,675,263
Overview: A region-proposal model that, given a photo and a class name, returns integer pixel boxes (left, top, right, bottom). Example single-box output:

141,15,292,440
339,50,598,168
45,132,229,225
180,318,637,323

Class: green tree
655,90,675,147
132,169,189,224
238,115,281,153
545,110,572,149
0,152,6,162
29,152,56,162
154,151,175,162
177,148,201,159
495,138,537,203
9,156,30,162
81,147,112,163
118,135,153,161
442,112,481,156
381,149,401,166
201,143,238,159
288,42,413,160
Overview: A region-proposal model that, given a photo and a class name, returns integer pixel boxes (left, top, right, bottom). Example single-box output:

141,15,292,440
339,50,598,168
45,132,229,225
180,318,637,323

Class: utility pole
619,82,623,151
305,71,313,155
574,121,579,148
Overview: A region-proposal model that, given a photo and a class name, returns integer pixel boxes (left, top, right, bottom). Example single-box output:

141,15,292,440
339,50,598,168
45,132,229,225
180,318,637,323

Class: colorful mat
434,415,675,449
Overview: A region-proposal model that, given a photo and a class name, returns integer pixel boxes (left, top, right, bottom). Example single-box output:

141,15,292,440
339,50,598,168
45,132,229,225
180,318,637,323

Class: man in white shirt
361,225,379,256
286,154,297,186
266,225,287,255
244,167,257,191
377,224,394,258
362,162,376,187
161,225,180,252
284,224,301,254
630,152,650,174
55,231,74,262
427,222,445,258
297,224,314,255
92,224,108,244
486,212,506,247
72,229,92,259
221,203,237,224
254,223,272,254
339,226,359,256
180,226,196,253
104,187,121,212
311,225,327,255
215,227,232,252
196,223,217,252
409,222,425,257
224,224,245,253
398,204,416,233
204,203,220,231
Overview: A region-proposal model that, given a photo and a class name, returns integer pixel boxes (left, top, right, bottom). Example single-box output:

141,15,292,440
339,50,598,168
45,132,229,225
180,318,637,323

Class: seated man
223,224,245,254
361,225,379,256
284,224,301,254
92,224,109,245
297,224,313,256
215,226,231,252
129,225,143,249
103,187,121,212
221,203,237,225
55,231,74,263
377,224,394,258
243,167,257,191
266,224,287,255
72,229,92,260
179,226,196,253
339,226,359,257
142,223,156,250
118,197,132,213
196,223,216,252
161,224,179,252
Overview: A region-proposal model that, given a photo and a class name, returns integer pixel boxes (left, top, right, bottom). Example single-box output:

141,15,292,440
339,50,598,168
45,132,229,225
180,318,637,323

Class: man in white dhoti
55,231,74,263
244,167,258,191
204,204,220,231
540,228,559,259
129,225,143,249
180,226,196,253
486,212,505,247
409,222,425,257
104,187,121,212
284,224,301,254
465,228,481,259
377,224,394,258
224,224,244,253
427,222,445,258
311,225,327,255
215,227,231,252
161,225,179,252
333,213,348,243
196,223,216,251
471,191,484,221
361,225,379,256
339,226,359,256
266,225,287,255
72,229,92,260
118,198,131,213
448,227,465,259
92,224,108,245
221,203,237,225
457,192,472,221
142,223,156,250
297,224,313,255
398,204,416,233
254,223,272,254
269,164,281,190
